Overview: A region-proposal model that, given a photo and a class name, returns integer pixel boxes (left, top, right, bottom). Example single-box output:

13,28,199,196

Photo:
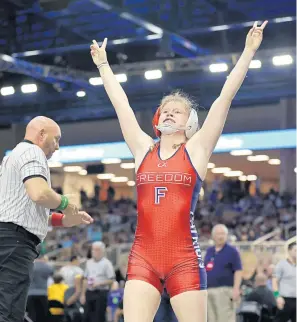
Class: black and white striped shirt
0,140,51,240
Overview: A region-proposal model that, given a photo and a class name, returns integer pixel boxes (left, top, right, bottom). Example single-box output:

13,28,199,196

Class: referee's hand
63,202,79,217
62,211,94,227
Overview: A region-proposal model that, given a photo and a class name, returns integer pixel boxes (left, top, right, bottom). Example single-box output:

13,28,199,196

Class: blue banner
5,129,296,163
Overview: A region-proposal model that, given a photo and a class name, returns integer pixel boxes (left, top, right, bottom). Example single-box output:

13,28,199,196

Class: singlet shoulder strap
149,141,159,153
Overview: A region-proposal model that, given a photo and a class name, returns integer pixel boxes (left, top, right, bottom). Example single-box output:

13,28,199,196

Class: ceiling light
211,167,231,174
21,84,37,93
79,169,87,175
247,175,257,181
274,16,294,23
115,74,127,83
294,167,297,173
207,163,215,169
268,159,281,165
249,60,262,69
64,166,83,172
247,155,269,162
101,158,121,164
145,69,162,80
272,55,293,66
230,149,253,156
209,63,228,73
120,162,135,169
127,180,136,186
224,171,243,177
97,173,115,180
111,176,128,183
239,175,247,181
89,77,103,86
48,161,63,168
1,86,15,96
76,90,86,97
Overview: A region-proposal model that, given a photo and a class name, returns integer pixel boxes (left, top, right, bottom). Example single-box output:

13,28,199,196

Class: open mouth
164,118,175,124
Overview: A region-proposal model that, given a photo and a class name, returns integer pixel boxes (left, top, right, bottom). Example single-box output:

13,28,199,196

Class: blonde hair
159,90,198,114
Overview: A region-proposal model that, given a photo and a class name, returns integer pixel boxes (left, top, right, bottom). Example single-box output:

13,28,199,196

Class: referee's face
42,125,61,159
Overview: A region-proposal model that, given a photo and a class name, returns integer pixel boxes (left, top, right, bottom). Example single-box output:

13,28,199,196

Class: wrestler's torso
131,143,203,273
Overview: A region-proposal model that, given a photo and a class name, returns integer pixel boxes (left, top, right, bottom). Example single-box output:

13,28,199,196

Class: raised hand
245,20,268,52
90,38,108,67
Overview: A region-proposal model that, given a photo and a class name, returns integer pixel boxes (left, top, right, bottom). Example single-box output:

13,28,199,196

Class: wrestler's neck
159,132,187,151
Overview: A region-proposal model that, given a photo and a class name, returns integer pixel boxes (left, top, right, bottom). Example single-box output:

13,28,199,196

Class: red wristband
51,213,64,227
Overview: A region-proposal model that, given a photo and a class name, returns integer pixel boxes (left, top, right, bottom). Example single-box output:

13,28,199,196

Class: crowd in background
26,178,296,322
26,229,296,322
46,177,296,260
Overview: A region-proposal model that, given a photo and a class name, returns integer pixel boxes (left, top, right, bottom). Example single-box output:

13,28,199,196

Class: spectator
115,255,128,287
80,188,88,207
48,273,69,322
80,241,115,322
106,281,124,322
107,184,115,208
204,224,242,322
272,242,296,322
114,299,124,322
60,256,83,306
265,264,275,290
94,183,101,206
27,255,54,322
154,290,177,322
245,273,277,321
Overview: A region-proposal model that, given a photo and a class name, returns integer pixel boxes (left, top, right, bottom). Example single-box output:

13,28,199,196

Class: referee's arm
20,147,62,210
24,177,61,209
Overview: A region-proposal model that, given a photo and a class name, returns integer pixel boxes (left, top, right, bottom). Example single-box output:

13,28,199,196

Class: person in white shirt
0,116,93,322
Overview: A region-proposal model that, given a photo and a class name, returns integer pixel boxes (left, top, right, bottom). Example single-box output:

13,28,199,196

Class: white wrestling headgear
153,108,199,139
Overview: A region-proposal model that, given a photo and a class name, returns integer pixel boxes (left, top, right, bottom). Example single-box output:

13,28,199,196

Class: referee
0,116,93,322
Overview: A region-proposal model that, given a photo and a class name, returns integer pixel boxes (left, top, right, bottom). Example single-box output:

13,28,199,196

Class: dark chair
237,301,262,322
63,287,84,322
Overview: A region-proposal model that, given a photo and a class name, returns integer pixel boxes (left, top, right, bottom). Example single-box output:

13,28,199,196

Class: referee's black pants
274,297,296,322
83,290,108,322
0,223,39,322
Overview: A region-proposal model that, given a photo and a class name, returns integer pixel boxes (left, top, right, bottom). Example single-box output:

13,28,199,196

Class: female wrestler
90,20,268,322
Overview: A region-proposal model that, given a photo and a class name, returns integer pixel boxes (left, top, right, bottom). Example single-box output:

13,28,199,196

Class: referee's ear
40,129,46,140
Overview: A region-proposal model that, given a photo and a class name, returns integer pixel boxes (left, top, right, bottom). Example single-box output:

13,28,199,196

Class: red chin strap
152,107,161,137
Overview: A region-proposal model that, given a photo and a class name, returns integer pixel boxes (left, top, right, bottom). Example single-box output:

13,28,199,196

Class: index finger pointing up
92,39,100,50
260,20,268,30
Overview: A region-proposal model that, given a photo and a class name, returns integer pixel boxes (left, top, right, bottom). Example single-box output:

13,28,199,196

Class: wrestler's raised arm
90,38,154,159
187,21,268,169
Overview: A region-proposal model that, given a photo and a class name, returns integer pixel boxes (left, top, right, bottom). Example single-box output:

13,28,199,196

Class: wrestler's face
159,101,190,129
39,125,61,159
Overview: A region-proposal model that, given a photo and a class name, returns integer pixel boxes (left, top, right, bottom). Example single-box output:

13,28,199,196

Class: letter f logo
154,187,168,204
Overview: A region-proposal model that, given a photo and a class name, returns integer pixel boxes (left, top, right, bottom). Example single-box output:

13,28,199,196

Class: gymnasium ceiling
0,0,295,125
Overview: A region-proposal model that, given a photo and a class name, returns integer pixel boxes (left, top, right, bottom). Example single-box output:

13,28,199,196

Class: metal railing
45,231,296,269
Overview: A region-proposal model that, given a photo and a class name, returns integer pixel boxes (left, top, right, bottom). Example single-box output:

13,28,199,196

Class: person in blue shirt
107,281,124,322
204,224,242,322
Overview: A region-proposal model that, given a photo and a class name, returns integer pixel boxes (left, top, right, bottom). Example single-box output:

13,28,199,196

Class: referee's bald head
25,116,61,159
